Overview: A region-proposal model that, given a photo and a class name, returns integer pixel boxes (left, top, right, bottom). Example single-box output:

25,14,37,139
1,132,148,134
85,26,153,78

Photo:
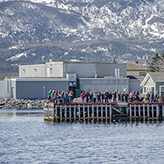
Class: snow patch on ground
6,53,27,61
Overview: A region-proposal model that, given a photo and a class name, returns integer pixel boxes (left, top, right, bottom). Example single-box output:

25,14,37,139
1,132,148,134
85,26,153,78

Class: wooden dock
44,102,164,122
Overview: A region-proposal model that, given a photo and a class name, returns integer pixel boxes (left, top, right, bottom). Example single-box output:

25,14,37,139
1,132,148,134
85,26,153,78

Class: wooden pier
44,102,164,122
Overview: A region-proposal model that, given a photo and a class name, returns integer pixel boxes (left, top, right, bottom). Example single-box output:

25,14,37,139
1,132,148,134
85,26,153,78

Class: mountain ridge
0,0,164,73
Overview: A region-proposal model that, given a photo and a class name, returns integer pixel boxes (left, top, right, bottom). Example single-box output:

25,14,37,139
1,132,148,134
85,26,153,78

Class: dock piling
44,102,164,122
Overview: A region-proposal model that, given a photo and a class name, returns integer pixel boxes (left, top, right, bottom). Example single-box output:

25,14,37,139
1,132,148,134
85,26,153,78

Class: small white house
140,72,164,96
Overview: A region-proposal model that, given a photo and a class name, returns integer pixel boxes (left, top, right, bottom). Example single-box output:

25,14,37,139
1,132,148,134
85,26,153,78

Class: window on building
150,87,154,92
141,88,143,93
143,86,147,94
23,69,26,73
160,86,164,96
139,72,145,76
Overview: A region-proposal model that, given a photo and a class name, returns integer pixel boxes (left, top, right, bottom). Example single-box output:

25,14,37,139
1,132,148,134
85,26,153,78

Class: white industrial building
0,61,140,99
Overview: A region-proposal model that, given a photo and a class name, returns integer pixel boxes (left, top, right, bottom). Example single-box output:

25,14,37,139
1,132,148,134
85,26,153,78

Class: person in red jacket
80,91,85,103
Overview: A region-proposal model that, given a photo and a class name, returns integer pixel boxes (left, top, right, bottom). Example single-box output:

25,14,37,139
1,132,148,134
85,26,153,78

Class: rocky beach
0,98,82,109
0,98,46,109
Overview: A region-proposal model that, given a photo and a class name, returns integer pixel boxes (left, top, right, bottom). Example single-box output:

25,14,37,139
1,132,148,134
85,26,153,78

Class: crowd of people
47,89,161,103
80,90,140,103
47,90,74,103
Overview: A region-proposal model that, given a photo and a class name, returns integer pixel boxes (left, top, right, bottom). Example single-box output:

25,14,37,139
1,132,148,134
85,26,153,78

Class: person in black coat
85,91,89,103
105,90,109,103
113,91,117,102
125,92,129,102
108,92,112,102
89,92,93,103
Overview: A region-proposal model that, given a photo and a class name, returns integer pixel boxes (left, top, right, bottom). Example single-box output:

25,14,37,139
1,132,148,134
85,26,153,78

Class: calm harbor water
0,109,164,164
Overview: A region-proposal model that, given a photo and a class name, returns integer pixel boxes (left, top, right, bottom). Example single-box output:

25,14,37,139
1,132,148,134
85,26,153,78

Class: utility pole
145,49,148,72
62,47,64,61
116,68,119,92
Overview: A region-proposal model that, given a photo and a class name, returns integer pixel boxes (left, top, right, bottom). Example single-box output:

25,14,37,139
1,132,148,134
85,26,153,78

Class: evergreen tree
149,51,164,72
162,49,164,59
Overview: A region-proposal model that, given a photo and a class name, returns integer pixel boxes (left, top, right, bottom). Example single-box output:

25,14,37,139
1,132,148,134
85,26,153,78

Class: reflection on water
0,109,164,164
0,109,43,118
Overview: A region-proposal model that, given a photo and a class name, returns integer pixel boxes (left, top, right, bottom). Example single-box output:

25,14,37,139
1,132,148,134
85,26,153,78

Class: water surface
0,109,164,164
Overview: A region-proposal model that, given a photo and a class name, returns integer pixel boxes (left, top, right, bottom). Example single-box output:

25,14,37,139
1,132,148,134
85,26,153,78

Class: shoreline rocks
0,98,82,109
0,98,46,109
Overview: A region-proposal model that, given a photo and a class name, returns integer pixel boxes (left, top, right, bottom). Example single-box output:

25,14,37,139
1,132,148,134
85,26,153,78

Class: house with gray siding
140,72,164,96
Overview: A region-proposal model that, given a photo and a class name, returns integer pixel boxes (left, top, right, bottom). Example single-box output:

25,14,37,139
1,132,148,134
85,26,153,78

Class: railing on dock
44,102,164,122
128,102,164,121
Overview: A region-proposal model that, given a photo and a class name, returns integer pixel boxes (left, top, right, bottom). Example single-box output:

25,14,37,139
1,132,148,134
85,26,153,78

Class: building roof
11,77,69,82
140,72,164,86
127,75,144,82
126,60,146,71
0,73,19,80
149,72,164,81
65,60,99,63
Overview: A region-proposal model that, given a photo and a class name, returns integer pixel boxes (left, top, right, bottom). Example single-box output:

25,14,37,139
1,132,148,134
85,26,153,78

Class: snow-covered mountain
1,0,164,43
0,0,164,72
